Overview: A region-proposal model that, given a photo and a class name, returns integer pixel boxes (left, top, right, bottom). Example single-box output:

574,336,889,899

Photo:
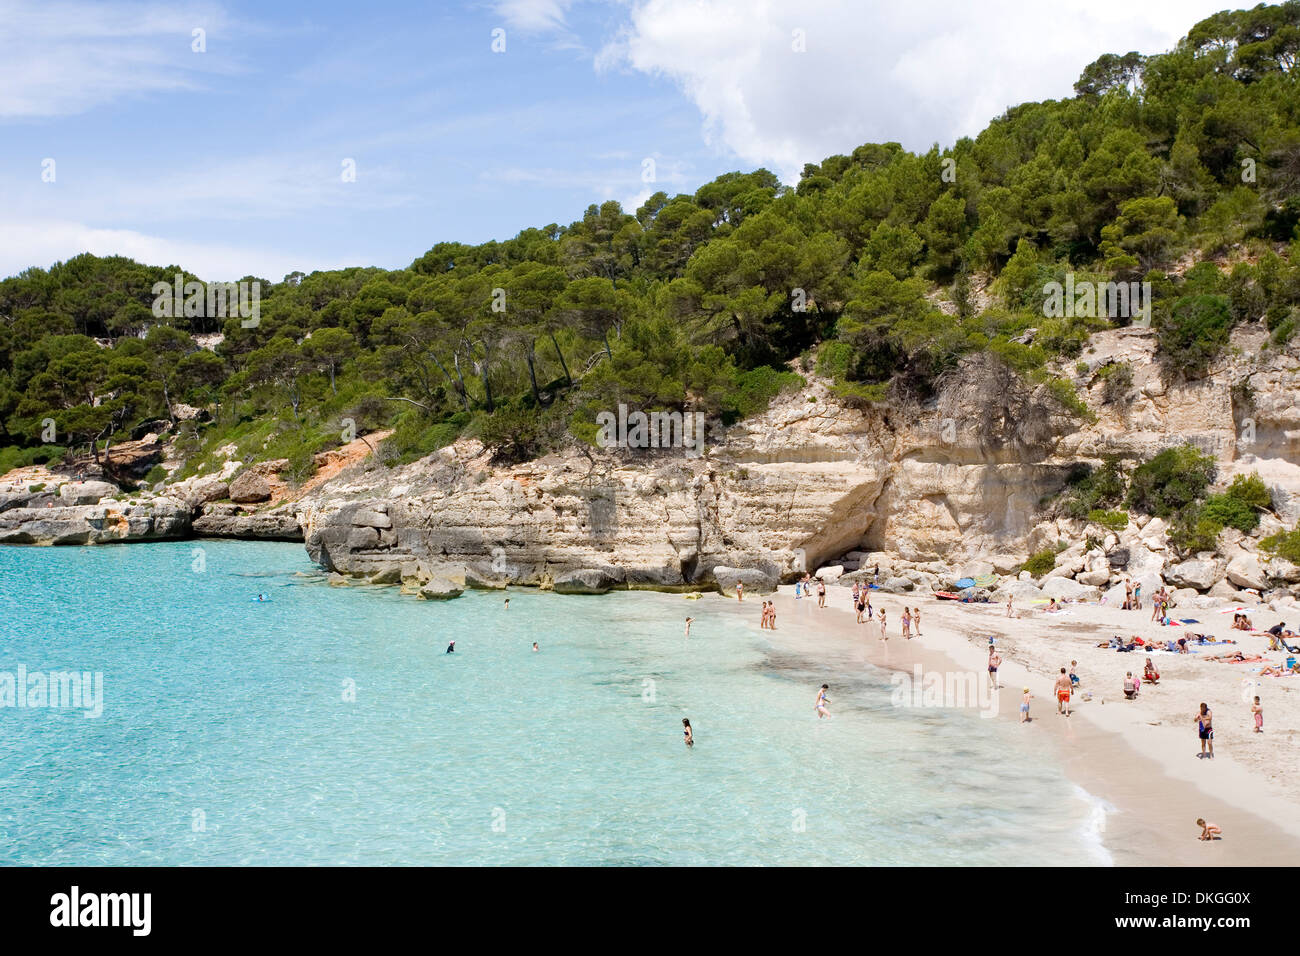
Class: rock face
553,568,625,594
192,504,302,541
712,566,779,595
0,500,190,545
228,471,272,504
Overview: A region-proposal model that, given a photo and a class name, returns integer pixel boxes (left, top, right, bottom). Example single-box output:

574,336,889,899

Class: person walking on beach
878,608,888,641
1251,695,1263,733
683,718,694,747
987,644,1001,689
1195,703,1214,758
817,579,826,608
768,602,776,629
815,684,830,719
736,581,744,602
855,591,866,624
1055,667,1072,715
1020,687,1032,723
912,607,921,636
901,607,911,639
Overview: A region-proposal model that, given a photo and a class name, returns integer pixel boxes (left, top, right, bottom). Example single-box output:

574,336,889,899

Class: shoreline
706,584,1300,866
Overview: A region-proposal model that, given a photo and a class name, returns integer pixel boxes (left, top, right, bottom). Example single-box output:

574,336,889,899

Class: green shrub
1200,493,1257,532
1168,504,1222,555
1096,361,1133,404
1157,294,1234,378
1260,530,1300,564
1023,548,1059,575
144,464,168,485
1125,444,1216,517
1059,458,1127,518
1087,509,1129,531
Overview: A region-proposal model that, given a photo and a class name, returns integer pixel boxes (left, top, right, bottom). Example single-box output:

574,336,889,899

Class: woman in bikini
682,718,694,747
1195,703,1214,758
912,607,921,636
901,607,911,639
815,684,830,719
878,608,888,641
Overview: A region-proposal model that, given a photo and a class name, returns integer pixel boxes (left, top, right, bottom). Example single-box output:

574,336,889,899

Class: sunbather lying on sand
1205,652,1262,663
1259,663,1300,677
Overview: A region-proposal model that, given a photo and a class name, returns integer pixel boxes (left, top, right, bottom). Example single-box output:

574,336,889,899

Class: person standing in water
987,644,1001,689
878,608,888,641
815,684,830,719
446,640,455,654
532,642,539,652
736,581,744,603
685,617,694,638
1196,703,1214,758
682,718,694,747
504,597,510,611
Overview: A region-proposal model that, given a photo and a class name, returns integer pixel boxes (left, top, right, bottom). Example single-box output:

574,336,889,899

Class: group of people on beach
759,601,777,629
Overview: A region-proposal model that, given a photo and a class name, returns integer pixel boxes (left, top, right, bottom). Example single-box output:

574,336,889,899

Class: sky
0,0,1232,282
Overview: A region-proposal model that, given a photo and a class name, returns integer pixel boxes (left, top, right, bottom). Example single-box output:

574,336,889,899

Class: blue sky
0,0,1229,281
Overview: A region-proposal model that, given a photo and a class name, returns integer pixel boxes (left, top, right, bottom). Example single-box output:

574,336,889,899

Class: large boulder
1267,558,1300,583
1077,567,1111,587
815,565,844,583
228,471,271,504
1000,580,1045,601
418,576,464,601
1041,577,1101,602
712,566,778,595
57,480,119,505
1226,553,1268,592
876,576,915,593
553,568,624,594
1166,558,1223,591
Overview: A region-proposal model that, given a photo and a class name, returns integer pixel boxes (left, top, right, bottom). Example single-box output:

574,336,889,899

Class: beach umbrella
954,577,977,590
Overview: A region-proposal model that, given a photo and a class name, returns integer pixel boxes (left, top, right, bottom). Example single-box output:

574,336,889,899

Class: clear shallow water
0,541,1107,865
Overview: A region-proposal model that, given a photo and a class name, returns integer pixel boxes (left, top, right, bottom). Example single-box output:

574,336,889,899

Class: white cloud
0,218,353,282
0,0,236,118
492,0,577,33
597,0,1231,183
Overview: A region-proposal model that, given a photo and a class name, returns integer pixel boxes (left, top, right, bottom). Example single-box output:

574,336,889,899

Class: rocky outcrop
229,471,272,504
191,504,302,541
0,499,190,544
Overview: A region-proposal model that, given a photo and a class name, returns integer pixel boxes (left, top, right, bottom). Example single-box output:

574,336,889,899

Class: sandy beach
708,583,1300,866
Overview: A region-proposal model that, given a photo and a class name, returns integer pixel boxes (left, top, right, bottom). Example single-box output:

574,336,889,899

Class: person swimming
532,642,539,652
446,640,455,654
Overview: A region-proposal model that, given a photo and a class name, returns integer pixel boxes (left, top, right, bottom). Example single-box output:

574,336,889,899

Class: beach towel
1179,618,1199,624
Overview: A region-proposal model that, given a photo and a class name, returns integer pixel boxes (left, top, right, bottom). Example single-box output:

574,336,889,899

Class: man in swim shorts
1054,667,1072,716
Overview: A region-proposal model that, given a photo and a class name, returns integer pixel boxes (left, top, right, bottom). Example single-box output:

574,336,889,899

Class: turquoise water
0,540,1106,865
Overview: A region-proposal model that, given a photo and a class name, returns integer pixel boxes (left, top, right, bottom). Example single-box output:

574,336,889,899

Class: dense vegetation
1056,444,1274,556
2,3,1299,486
